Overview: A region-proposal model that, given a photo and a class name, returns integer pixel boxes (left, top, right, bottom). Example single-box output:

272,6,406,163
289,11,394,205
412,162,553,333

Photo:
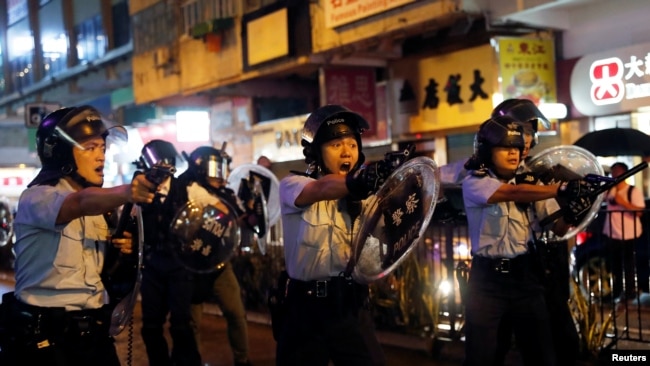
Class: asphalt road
0,272,471,366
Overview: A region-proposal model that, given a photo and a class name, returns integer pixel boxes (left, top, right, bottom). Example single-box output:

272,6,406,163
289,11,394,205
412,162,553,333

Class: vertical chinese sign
322,67,388,145
497,37,558,131
498,37,557,104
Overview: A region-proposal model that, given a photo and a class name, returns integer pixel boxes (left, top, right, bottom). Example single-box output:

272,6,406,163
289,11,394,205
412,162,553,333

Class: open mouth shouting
339,162,352,175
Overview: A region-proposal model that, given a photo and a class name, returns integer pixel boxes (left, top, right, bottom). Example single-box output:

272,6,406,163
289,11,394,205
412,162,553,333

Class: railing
573,206,650,350
230,204,650,355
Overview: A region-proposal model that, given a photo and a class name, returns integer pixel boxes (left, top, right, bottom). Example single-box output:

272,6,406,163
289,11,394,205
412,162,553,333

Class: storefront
569,40,650,193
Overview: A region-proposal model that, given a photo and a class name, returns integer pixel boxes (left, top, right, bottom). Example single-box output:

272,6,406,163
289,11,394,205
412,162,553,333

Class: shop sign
497,37,557,105
324,0,416,28
391,44,496,132
571,41,650,116
497,37,558,133
0,167,37,200
323,67,389,144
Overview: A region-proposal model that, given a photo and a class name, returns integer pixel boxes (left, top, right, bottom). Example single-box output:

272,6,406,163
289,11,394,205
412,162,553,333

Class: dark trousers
140,251,201,366
541,241,579,366
636,236,650,293
275,278,385,366
464,254,556,366
605,237,638,299
0,293,119,366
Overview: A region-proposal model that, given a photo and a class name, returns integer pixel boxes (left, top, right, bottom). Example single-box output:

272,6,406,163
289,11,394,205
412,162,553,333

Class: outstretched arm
56,174,156,224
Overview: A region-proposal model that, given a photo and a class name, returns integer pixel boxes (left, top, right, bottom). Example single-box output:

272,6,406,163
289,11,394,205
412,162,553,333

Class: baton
539,161,648,227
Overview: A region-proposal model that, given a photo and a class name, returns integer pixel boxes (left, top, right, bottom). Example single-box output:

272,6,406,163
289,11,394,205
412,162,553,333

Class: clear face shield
55,124,128,151
204,154,230,181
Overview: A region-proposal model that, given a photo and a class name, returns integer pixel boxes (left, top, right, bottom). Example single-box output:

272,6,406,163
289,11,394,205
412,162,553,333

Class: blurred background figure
137,139,203,366
257,155,272,170
183,145,252,366
603,162,647,302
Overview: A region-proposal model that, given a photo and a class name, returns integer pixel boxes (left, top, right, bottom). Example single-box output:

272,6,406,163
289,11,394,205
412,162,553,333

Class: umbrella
573,127,650,157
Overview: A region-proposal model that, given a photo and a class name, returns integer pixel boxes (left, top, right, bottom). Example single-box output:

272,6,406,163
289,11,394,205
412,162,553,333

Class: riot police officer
0,106,154,366
462,116,592,366
137,139,203,366
182,145,253,366
276,104,401,366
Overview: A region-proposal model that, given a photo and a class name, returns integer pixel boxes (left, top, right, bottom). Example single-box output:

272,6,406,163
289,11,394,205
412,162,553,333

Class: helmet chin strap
68,168,102,188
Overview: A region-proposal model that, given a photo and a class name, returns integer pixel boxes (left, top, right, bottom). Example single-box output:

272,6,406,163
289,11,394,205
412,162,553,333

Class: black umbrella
573,127,650,157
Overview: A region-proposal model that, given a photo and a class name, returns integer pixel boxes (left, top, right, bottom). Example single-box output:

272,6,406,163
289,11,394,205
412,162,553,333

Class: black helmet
491,99,550,149
188,145,232,180
465,116,525,171
301,104,369,172
29,105,112,187
137,139,179,170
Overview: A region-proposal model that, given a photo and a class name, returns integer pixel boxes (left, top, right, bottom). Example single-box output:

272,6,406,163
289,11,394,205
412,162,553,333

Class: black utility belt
472,253,531,275
288,277,368,299
14,299,108,336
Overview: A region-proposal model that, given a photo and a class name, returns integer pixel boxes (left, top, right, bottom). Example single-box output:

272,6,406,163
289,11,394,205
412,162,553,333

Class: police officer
276,104,405,366
137,139,203,366
493,99,581,366
0,106,155,366
461,116,592,366
182,145,253,366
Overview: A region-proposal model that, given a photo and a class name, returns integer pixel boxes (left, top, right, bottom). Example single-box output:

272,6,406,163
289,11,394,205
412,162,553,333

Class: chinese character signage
497,37,557,105
323,66,388,143
570,41,650,116
324,0,416,28
391,44,497,132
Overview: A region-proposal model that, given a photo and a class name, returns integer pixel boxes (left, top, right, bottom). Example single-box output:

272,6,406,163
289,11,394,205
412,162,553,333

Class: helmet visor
55,125,127,151
205,155,230,180
141,140,180,169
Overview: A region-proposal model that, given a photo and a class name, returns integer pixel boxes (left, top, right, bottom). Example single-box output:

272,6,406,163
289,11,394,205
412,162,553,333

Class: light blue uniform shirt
13,179,110,310
279,174,360,281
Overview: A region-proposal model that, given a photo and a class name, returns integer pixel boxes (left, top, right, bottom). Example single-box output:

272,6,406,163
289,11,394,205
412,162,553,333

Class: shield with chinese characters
169,200,241,273
348,157,440,284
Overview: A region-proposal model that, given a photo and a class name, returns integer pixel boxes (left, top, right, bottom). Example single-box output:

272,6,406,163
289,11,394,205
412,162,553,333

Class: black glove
345,160,391,200
346,146,416,200
557,179,596,200
515,172,540,185
560,195,594,226
515,172,539,210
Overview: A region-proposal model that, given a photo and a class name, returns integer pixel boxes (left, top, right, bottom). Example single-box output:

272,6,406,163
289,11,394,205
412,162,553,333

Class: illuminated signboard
570,41,650,116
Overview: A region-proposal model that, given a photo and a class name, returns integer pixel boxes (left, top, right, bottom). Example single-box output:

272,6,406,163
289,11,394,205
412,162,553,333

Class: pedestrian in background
257,155,272,170
603,162,647,302
0,106,155,365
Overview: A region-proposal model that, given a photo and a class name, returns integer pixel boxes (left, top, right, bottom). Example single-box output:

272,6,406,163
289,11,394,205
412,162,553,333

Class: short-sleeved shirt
279,174,359,281
462,171,557,258
603,185,645,240
13,179,110,310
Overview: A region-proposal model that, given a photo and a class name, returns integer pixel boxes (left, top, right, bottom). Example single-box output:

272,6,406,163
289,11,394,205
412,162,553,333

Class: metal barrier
572,206,650,349
231,203,650,354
